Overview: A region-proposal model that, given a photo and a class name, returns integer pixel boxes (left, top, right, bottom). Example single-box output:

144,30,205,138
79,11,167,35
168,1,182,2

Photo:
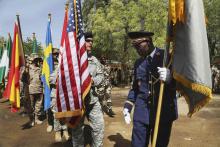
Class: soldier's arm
124,62,138,113
92,58,104,86
49,70,57,85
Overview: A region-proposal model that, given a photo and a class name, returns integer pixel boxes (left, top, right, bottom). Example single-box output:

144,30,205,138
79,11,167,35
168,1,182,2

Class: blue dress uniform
124,47,178,147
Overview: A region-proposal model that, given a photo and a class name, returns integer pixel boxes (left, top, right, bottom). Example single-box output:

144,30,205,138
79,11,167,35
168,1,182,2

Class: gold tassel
169,0,185,24
173,72,212,117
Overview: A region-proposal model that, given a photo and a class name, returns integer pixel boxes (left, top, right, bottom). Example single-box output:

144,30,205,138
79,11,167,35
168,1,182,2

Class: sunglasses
85,39,93,43
132,39,150,45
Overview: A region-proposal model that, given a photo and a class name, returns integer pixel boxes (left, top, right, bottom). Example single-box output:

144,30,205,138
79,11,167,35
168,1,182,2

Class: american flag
55,0,91,128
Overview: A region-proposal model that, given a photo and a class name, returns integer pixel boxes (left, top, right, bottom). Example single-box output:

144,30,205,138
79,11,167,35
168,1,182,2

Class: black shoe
108,109,116,117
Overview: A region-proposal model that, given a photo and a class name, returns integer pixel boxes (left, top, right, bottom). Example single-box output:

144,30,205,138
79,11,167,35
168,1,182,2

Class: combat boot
29,115,35,127
63,130,70,141
108,108,116,117
30,120,35,127
35,116,43,125
46,125,53,133
55,131,62,142
107,102,116,117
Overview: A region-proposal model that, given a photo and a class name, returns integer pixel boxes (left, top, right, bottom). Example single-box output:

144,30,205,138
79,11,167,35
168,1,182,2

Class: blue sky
0,0,83,48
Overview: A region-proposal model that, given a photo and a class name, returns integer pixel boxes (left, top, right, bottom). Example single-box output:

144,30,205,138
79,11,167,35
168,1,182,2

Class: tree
204,0,220,60
23,37,43,55
83,0,167,65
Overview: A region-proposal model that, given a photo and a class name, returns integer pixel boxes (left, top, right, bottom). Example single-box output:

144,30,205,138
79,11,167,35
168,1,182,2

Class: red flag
55,1,91,128
3,18,25,111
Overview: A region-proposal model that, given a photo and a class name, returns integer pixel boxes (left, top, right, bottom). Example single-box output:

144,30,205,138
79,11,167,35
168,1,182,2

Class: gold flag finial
65,1,69,10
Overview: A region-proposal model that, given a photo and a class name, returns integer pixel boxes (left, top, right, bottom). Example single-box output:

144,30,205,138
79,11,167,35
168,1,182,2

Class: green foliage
23,37,43,56
204,0,220,59
83,0,167,66
0,36,43,57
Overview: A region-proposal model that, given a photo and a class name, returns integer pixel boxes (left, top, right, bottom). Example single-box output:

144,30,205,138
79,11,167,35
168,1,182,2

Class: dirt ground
0,87,220,147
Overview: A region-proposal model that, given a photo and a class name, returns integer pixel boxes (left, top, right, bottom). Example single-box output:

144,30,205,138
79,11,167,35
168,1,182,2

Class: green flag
0,46,3,59
32,33,38,53
0,34,12,84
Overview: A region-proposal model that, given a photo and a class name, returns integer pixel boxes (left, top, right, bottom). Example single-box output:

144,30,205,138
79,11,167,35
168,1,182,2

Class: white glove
123,108,131,124
157,67,171,82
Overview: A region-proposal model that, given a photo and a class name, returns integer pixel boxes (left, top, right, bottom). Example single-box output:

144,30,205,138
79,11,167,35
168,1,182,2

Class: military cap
84,32,93,39
29,53,42,62
128,31,154,39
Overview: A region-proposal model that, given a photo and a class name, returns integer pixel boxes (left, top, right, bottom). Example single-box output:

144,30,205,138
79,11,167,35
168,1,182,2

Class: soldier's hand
157,67,171,82
123,108,131,124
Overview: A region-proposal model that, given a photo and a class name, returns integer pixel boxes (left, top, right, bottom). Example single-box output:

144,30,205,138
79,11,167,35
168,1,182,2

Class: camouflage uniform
97,64,115,116
28,55,43,124
212,66,220,92
72,55,105,147
50,63,68,132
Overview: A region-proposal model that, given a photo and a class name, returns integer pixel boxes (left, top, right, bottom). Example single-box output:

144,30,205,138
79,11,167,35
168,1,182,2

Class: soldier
71,32,105,147
99,56,116,117
123,31,178,147
28,53,44,126
211,65,219,92
20,55,31,119
48,48,70,142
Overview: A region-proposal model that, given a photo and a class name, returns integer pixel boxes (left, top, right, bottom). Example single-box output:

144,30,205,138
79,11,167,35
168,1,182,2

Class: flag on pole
32,33,38,54
168,0,212,116
55,1,92,128
0,34,12,84
0,46,3,60
3,17,25,111
41,14,54,110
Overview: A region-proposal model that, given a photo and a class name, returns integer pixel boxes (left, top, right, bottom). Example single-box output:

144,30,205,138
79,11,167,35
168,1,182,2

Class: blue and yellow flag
42,14,53,110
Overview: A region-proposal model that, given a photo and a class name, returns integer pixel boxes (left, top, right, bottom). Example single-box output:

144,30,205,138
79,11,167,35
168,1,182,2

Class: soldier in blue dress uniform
123,31,178,147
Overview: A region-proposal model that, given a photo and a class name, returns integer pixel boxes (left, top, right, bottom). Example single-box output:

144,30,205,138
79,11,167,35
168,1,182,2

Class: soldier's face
85,38,93,52
132,38,151,57
53,53,59,62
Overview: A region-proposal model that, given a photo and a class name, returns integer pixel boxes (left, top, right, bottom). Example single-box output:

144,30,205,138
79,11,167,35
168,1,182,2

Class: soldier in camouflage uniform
99,56,116,117
28,53,43,126
48,48,70,142
212,65,220,92
71,32,105,147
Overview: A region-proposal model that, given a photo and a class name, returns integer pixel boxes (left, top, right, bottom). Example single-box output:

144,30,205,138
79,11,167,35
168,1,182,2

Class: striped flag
55,1,92,128
168,0,212,116
41,14,54,110
3,17,25,112
0,33,12,84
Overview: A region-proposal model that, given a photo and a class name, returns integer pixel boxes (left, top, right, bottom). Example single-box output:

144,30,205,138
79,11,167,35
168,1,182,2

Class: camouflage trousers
54,115,67,132
29,93,43,119
71,101,104,147
47,97,68,132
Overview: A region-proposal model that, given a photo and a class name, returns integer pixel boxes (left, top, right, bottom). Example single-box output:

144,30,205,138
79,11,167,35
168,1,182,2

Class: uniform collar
149,47,157,58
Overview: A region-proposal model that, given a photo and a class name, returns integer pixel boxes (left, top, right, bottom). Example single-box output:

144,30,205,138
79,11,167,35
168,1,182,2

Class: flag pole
151,22,171,147
16,14,25,66
73,0,78,35
16,14,23,44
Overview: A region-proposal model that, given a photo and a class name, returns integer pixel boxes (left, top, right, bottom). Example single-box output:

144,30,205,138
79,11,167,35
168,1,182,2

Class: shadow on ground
108,133,131,147
49,140,72,147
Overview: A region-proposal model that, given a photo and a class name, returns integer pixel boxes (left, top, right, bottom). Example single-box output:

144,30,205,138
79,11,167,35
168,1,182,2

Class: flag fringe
169,0,185,24
173,72,212,117
55,109,82,118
